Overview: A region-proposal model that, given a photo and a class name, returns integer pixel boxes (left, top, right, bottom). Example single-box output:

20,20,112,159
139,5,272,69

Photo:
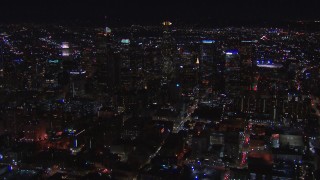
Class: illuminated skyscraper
61,41,74,72
161,21,176,81
96,27,120,94
199,40,223,93
0,36,3,78
224,49,241,96
0,33,7,79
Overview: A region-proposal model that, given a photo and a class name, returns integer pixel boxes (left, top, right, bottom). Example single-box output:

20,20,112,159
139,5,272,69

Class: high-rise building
0,33,7,80
224,49,242,96
96,27,120,96
161,21,176,82
199,40,223,93
61,41,73,71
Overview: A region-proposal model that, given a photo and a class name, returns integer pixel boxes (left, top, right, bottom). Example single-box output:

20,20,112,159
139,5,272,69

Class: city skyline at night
0,1,320,180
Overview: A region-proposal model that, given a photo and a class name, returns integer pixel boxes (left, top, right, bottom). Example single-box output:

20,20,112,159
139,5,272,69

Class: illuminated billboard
70,70,86,75
48,59,60,64
241,40,258,43
225,50,239,55
62,49,70,57
121,39,130,44
61,42,70,49
202,40,215,44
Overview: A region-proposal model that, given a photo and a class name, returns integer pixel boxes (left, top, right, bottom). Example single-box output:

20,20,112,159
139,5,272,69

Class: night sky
1,0,320,25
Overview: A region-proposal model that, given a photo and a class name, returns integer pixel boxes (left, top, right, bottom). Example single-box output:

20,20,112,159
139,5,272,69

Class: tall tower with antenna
161,21,176,82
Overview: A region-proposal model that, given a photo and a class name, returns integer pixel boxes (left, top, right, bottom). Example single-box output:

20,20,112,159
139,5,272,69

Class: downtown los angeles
0,0,320,179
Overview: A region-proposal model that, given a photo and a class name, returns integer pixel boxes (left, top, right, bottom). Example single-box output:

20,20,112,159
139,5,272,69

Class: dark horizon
1,0,320,26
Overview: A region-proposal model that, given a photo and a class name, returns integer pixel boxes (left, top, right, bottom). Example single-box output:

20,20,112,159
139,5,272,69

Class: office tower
61,41,73,72
199,40,223,93
0,36,3,78
95,27,120,109
0,33,7,83
224,49,241,96
161,21,176,82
